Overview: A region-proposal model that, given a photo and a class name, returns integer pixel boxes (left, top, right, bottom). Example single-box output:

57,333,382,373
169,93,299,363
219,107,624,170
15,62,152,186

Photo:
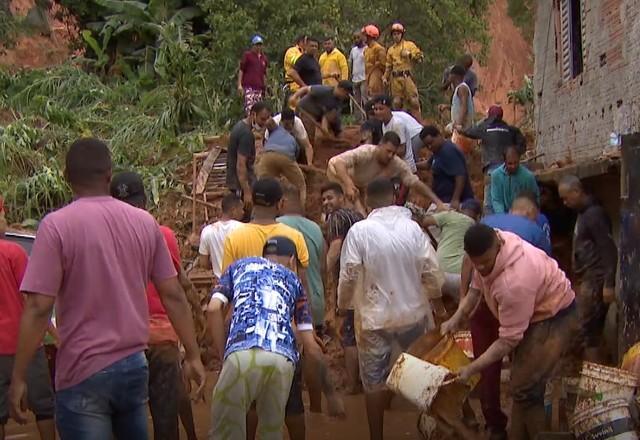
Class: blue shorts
357,321,426,392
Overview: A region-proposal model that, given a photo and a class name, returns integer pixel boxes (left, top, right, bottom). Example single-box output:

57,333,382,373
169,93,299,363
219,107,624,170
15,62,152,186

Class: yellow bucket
424,336,480,389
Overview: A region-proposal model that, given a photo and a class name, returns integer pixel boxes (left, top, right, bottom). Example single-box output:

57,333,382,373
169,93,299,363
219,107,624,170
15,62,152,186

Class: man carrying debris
461,105,526,214
255,109,308,205
383,22,423,119
446,65,475,153
559,175,618,363
10,138,205,439
289,80,353,146
338,177,445,440
442,223,576,440
327,132,444,213
226,102,272,216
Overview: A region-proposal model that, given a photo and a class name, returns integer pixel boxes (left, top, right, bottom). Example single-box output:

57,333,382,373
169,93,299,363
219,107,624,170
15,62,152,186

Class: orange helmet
362,24,380,39
391,22,405,33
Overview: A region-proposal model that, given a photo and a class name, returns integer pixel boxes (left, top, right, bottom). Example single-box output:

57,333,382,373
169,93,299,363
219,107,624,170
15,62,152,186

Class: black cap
263,236,298,260
252,178,283,207
110,171,146,206
337,80,354,95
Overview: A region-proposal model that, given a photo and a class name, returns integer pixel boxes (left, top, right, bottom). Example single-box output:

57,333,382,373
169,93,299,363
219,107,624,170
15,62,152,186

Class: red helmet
391,22,405,33
362,24,380,39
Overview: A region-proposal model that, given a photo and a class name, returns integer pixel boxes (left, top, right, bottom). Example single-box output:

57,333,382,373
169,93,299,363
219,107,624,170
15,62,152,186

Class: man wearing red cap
461,105,526,214
363,25,386,97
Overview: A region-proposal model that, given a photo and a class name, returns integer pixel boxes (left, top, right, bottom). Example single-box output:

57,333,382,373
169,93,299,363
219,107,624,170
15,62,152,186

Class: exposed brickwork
533,0,640,166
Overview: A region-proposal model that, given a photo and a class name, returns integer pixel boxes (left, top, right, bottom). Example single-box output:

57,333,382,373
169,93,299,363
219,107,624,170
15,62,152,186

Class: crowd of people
0,21,620,440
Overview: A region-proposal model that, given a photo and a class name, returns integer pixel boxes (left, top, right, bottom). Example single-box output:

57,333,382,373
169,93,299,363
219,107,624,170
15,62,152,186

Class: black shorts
285,362,304,415
341,311,357,348
0,348,55,424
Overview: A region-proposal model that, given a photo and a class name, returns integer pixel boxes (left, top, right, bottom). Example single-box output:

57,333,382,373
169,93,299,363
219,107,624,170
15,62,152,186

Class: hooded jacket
470,231,575,346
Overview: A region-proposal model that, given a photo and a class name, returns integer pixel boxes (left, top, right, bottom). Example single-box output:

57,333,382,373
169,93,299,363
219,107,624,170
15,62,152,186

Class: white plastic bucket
576,362,638,412
572,398,637,440
386,353,451,410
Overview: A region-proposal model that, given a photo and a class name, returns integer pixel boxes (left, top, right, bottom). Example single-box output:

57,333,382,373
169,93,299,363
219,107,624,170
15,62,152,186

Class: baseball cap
487,105,503,120
263,236,298,260
110,171,147,206
252,178,283,207
251,35,264,45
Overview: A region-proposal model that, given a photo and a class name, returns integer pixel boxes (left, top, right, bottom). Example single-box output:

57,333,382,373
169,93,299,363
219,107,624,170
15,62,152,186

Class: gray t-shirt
264,126,300,161
226,120,255,191
298,85,340,119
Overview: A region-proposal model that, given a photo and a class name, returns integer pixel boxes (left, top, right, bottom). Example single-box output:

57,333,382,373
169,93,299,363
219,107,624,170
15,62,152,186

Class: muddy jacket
573,198,618,288
471,231,575,346
463,118,526,170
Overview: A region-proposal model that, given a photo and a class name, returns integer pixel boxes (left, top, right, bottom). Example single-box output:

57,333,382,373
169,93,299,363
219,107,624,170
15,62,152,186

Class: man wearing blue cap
238,35,269,115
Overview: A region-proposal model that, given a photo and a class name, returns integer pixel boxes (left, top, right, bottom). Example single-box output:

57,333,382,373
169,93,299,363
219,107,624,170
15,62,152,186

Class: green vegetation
508,74,533,126
1,0,492,224
507,0,534,43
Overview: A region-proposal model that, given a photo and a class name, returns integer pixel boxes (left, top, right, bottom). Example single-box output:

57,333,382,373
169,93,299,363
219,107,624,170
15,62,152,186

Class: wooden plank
195,146,222,194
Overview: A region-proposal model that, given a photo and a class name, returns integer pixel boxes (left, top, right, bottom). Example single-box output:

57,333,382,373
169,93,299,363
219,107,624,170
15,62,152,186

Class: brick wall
533,0,640,166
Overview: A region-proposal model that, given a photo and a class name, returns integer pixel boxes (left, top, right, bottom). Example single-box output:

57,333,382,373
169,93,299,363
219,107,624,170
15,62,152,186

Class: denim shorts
357,320,426,392
55,351,149,440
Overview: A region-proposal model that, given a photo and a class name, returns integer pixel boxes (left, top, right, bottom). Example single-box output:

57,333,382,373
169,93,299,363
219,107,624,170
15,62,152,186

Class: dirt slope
474,0,533,124
0,0,74,69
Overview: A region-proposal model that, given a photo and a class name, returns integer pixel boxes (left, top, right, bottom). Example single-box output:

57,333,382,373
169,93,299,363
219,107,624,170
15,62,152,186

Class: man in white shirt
267,112,314,165
391,109,424,161
372,95,417,173
338,177,445,440
198,193,245,278
349,31,367,122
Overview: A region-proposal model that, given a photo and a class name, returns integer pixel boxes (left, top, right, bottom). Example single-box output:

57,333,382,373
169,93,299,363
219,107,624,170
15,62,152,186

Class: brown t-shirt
327,144,419,189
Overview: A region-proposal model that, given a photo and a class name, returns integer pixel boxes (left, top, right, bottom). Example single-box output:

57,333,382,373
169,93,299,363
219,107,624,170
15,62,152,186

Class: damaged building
533,0,640,356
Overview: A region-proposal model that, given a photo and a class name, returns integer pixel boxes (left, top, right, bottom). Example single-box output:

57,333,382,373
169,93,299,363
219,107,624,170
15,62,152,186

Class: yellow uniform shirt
318,49,349,87
222,222,310,272
384,40,423,80
284,45,303,91
364,42,386,80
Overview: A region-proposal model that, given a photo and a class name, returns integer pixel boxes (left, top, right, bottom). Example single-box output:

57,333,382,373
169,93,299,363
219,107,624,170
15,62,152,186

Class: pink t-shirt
21,196,177,390
471,231,575,346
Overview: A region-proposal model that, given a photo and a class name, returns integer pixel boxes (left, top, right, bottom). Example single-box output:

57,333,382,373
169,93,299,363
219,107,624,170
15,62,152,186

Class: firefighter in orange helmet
383,22,424,119
363,24,386,97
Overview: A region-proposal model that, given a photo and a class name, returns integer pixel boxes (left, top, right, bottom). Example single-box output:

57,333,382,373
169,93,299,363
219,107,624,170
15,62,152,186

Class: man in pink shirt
8,138,206,439
442,223,576,440
110,171,197,440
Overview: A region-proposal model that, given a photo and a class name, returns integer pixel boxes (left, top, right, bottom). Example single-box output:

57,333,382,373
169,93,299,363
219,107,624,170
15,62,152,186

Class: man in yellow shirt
383,22,424,120
222,178,310,272
319,37,349,87
363,25,386,97
283,35,307,97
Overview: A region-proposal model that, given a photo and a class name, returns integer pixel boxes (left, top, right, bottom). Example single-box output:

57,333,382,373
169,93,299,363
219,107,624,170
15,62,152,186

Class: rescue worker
363,25,386,97
283,35,307,100
383,22,424,120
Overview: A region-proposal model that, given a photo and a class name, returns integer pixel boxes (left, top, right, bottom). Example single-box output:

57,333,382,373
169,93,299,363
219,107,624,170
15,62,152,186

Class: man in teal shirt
277,183,327,414
490,146,539,214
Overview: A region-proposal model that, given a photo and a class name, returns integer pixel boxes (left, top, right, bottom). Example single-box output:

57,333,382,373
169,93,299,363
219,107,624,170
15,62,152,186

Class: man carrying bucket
442,223,577,440
338,177,445,440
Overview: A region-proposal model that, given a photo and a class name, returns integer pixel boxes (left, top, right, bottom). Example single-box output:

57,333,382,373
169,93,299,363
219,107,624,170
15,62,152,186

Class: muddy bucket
576,362,638,411
572,398,637,440
386,353,451,410
426,336,480,389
